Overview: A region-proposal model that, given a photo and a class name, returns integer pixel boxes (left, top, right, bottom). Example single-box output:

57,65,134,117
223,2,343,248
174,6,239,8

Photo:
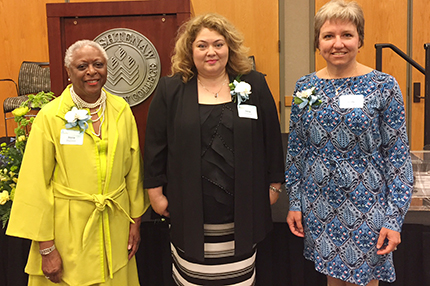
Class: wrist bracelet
39,244,56,256
269,185,282,193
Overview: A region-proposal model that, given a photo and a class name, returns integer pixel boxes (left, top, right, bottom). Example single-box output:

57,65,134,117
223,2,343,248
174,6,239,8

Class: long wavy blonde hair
171,13,252,83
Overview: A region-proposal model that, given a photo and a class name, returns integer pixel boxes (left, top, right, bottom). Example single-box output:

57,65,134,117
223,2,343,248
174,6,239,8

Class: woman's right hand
286,210,304,237
40,243,63,283
147,187,170,217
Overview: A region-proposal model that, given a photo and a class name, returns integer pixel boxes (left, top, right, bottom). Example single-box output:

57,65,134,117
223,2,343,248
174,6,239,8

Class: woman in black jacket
144,13,284,285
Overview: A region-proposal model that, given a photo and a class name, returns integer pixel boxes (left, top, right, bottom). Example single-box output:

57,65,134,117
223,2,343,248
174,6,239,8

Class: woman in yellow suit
6,40,149,285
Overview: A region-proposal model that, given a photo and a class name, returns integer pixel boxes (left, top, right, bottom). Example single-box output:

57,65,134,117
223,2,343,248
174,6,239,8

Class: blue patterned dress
285,70,413,285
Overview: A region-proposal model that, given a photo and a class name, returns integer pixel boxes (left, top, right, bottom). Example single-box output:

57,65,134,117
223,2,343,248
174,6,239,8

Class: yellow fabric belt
52,181,133,278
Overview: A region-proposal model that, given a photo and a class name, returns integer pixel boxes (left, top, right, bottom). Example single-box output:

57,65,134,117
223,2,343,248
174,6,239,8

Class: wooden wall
2,0,429,148
0,0,53,136
412,0,430,150
0,0,279,137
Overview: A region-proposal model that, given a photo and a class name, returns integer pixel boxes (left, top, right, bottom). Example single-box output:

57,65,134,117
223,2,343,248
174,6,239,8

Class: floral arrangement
230,75,251,105
0,91,54,228
294,87,322,111
65,107,90,132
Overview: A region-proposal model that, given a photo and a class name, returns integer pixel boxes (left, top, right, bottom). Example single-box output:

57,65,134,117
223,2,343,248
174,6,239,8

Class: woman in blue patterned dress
285,1,413,285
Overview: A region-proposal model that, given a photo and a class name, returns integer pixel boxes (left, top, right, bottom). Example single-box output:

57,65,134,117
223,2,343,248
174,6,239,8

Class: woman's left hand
376,227,401,255
128,216,141,260
269,183,282,205
269,190,280,205
41,249,63,283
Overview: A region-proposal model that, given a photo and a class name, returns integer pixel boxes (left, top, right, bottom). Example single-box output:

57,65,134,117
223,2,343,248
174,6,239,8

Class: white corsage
294,87,322,111
230,76,251,105
64,107,91,132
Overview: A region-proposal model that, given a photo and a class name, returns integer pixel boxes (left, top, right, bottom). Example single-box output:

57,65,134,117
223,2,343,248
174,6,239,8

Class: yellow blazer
7,86,149,285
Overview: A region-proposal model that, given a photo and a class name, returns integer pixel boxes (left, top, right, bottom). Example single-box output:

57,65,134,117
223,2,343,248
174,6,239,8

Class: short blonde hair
171,13,252,82
314,0,364,50
64,40,108,68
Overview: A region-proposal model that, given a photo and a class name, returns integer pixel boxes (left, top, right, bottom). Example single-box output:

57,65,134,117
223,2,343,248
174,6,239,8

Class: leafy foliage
0,91,54,227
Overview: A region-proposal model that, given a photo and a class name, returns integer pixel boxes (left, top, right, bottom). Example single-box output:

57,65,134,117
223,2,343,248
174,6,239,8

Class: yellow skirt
27,257,140,286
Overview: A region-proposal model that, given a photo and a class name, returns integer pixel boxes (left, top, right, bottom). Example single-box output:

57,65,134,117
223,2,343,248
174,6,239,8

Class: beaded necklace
70,85,106,137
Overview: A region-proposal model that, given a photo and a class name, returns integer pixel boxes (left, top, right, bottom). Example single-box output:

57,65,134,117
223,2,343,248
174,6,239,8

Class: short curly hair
171,13,252,82
314,0,364,50
64,40,108,68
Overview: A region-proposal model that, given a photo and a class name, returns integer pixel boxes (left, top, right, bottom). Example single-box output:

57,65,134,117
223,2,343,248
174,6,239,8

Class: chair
0,61,50,137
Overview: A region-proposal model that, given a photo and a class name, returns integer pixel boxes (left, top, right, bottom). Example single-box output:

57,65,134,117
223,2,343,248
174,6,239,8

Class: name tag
238,104,258,119
339,94,364,108
60,129,84,145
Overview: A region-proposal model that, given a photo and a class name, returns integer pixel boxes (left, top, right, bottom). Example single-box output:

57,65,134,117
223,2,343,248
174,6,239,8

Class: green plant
0,91,54,227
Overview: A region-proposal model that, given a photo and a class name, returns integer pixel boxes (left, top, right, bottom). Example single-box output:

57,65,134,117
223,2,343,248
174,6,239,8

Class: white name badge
238,104,258,119
60,129,84,145
339,94,364,108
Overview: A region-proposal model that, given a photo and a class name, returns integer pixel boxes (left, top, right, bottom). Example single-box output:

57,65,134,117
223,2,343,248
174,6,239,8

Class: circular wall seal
94,28,161,106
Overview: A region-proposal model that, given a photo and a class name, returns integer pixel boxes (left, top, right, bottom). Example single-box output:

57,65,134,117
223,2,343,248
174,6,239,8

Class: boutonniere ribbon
64,106,91,133
294,87,322,111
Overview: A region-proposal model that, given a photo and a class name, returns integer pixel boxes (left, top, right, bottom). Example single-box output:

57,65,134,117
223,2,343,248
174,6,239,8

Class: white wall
280,0,314,132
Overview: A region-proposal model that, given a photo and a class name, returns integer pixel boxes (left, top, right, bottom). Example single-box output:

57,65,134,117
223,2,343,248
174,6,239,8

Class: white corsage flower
0,190,9,205
296,87,315,99
65,107,91,132
294,87,322,111
230,76,252,105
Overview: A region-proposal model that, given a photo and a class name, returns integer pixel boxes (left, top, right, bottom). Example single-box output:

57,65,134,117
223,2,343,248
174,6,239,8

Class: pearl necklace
326,66,357,96
70,85,106,109
70,85,106,137
198,78,227,98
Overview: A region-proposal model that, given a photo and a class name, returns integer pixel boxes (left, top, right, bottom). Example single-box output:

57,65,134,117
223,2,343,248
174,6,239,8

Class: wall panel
0,0,58,136
0,0,279,138
411,0,430,150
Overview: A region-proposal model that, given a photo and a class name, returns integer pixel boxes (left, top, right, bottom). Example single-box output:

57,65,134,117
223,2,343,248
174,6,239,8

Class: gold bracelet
39,244,56,256
269,185,282,193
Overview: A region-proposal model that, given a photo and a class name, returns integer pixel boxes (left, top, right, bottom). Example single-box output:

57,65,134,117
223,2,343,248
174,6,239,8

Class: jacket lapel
180,76,205,260
104,91,123,193
231,74,254,255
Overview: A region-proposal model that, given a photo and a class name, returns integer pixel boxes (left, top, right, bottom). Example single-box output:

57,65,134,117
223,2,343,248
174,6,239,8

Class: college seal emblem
94,28,161,106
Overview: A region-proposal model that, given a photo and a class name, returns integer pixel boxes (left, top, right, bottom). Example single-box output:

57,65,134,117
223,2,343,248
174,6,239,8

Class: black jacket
144,70,284,261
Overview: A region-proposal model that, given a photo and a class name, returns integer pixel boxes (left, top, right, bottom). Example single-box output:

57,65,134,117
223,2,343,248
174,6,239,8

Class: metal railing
375,43,430,146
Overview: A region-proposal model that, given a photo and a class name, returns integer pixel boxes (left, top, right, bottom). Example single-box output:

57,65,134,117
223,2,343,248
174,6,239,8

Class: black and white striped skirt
171,223,256,285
